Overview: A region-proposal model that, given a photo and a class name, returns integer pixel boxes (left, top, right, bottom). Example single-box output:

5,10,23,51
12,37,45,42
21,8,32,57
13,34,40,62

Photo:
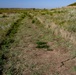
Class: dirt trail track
3,13,76,75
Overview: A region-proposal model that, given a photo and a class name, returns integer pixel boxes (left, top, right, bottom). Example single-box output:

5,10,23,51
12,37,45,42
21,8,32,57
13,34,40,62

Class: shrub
0,12,2,14
2,14,7,18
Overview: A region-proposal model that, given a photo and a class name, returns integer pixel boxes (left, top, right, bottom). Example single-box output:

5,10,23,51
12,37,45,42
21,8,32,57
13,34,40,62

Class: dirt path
3,13,76,75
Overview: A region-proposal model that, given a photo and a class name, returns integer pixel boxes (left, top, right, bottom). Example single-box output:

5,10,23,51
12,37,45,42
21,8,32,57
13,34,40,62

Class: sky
0,0,76,8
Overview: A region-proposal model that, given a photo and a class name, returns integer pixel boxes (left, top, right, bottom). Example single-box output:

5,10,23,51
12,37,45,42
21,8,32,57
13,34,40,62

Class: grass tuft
36,41,49,49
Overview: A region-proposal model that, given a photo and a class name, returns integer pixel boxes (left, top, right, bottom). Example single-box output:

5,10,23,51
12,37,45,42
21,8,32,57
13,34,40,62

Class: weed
36,41,49,49
36,44,49,48
32,19,35,23
36,41,47,45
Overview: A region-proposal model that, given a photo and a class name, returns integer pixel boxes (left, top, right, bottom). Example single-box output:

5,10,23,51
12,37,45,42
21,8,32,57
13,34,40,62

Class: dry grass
34,7,76,45
0,8,76,75
0,13,21,43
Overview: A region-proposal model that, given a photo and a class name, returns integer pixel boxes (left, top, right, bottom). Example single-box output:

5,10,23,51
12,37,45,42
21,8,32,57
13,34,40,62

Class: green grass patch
36,41,49,49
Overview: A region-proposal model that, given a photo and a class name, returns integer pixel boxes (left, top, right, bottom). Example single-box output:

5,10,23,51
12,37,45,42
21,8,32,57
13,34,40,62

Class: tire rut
0,13,26,75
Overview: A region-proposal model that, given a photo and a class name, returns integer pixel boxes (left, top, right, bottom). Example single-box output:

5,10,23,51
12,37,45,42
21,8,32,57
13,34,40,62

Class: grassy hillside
0,7,76,75
68,2,76,6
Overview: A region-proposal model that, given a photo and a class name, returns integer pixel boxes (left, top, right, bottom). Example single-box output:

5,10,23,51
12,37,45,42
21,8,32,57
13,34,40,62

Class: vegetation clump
67,24,76,32
2,14,7,18
36,41,49,49
32,19,35,23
